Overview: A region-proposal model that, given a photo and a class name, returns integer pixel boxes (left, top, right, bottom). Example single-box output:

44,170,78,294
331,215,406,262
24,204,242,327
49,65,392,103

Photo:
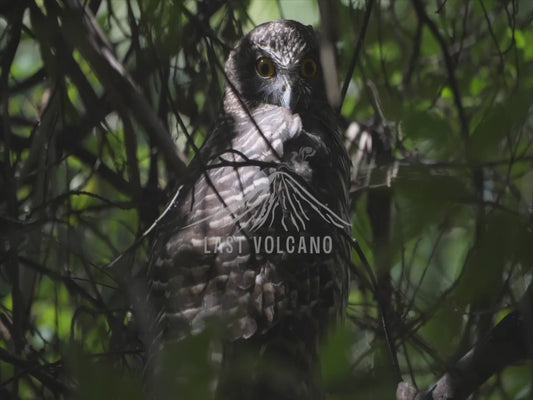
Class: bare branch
412,0,469,139
398,284,533,400
59,0,187,176
338,0,374,114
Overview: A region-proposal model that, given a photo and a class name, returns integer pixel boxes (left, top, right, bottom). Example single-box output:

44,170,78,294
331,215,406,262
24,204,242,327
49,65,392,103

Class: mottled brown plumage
147,20,351,400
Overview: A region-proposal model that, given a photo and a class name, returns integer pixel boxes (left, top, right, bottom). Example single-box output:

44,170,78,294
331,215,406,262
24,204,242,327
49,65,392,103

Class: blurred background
1,0,532,398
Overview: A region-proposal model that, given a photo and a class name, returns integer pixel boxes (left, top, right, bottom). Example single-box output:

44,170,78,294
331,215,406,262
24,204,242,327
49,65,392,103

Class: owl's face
225,20,327,113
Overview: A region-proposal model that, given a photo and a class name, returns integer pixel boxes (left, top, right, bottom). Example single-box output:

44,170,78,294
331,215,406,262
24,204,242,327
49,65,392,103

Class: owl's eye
256,57,276,77
300,58,318,79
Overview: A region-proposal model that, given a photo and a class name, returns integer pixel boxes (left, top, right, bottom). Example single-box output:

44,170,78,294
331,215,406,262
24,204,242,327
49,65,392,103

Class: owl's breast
228,104,302,162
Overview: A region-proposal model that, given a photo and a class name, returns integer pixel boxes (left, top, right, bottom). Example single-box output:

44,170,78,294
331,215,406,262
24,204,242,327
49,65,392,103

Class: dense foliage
1,0,532,399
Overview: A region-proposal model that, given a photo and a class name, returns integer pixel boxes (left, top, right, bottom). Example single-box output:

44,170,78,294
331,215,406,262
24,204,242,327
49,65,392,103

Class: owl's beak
280,86,292,109
277,75,294,110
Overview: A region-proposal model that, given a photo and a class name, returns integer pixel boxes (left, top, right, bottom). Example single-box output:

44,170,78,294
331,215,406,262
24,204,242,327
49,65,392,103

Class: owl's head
224,20,328,114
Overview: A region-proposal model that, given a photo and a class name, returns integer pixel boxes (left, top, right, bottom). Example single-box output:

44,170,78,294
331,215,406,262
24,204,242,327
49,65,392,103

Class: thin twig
60,0,188,176
338,0,375,114
412,0,469,139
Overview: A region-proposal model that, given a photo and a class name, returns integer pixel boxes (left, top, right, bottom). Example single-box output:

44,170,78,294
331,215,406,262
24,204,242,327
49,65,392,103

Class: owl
147,20,351,400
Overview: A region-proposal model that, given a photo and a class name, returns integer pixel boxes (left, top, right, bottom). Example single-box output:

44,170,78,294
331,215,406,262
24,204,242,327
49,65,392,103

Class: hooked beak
281,86,292,109
278,75,293,109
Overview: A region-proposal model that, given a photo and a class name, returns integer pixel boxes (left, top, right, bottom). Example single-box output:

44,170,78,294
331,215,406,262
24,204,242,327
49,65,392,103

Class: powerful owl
147,20,351,400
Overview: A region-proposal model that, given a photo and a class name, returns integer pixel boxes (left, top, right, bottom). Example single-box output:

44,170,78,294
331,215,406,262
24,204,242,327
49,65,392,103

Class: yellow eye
256,57,276,77
300,58,318,79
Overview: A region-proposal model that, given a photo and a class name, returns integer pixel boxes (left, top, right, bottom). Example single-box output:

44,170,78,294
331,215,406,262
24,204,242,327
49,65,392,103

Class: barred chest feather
148,104,351,343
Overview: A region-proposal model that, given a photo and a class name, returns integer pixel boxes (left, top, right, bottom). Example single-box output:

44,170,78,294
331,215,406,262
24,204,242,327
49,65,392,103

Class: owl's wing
149,105,304,340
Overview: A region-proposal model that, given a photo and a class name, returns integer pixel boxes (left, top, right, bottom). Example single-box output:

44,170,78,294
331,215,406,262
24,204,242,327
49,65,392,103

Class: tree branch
397,284,533,400
338,0,374,114
412,0,469,139
59,0,187,176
